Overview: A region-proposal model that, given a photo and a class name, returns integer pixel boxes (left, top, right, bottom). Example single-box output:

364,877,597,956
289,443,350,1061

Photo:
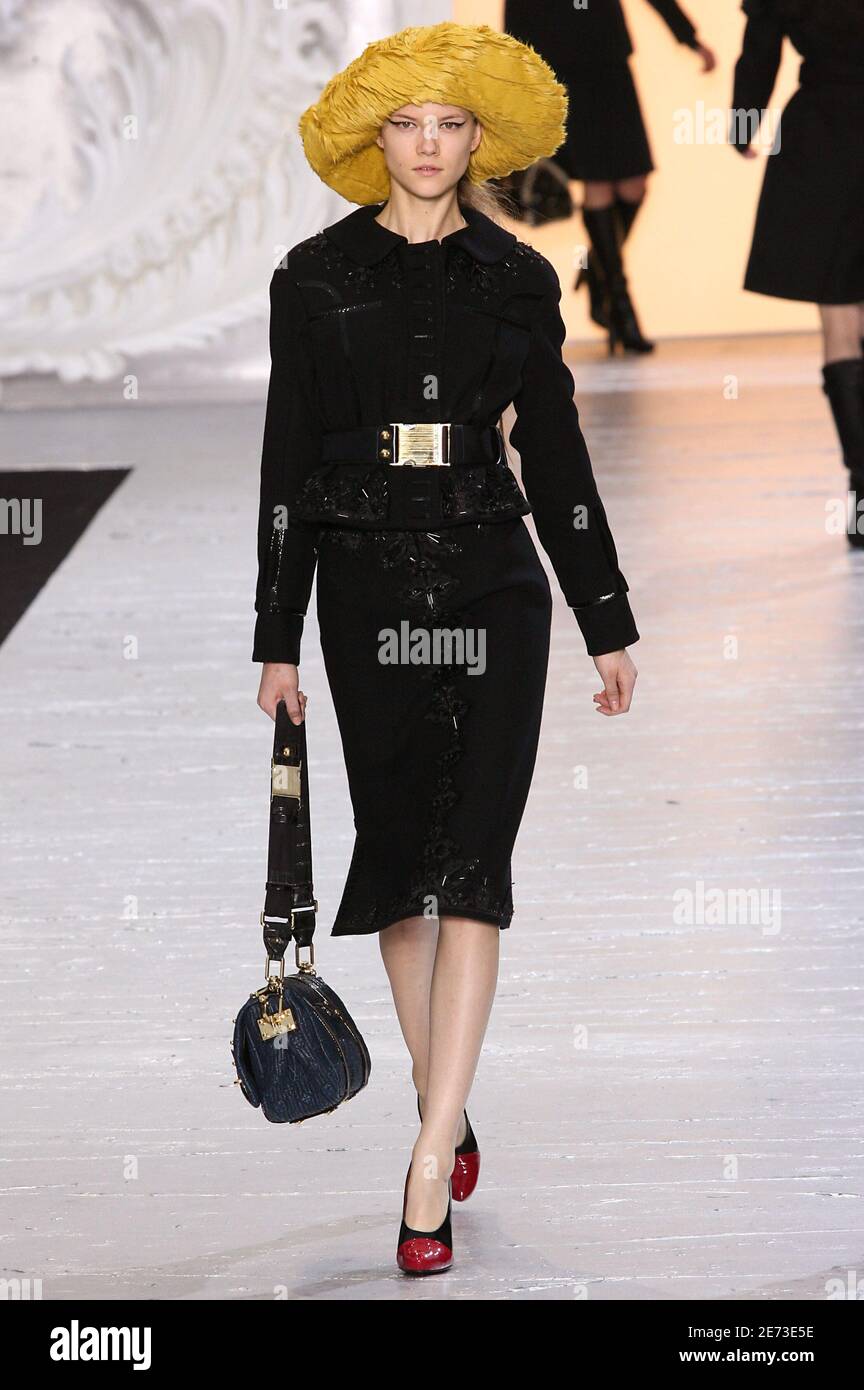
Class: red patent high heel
396,1165,453,1275
417,1094,480,1203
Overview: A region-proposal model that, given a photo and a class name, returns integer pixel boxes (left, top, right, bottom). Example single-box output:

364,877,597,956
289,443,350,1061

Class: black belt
320,422,504,468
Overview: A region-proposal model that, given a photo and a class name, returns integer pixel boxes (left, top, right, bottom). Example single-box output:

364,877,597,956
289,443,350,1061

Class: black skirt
315,518,553,936
744,82,864,304
554,61,654,182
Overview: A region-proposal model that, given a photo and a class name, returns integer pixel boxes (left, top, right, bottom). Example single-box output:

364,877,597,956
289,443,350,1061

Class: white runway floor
1,332,862,1300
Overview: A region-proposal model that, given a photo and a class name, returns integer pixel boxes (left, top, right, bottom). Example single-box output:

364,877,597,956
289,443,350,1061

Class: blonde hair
454,112,521,223
457,174,519,222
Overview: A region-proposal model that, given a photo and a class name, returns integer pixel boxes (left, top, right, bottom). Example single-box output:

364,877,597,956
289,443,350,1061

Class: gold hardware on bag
295,941,315,973
262,950,286,980
271,760,301,798
257,1004,297,1041
390,421,449,467
253,973,297,1040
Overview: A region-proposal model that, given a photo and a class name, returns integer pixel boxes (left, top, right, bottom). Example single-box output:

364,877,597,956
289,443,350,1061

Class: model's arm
508,267,640,660
644,0,700,48
252,266,322,671
730,0,785,153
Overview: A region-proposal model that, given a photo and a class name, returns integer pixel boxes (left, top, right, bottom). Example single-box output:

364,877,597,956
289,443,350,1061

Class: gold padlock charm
257,1005,297,1041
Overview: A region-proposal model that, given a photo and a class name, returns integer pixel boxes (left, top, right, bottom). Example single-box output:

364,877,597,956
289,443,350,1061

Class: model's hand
592,649,637,716
257,662,307,723
695,42,716,73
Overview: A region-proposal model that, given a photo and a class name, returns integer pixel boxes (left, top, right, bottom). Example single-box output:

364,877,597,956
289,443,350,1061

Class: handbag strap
261,700,317,961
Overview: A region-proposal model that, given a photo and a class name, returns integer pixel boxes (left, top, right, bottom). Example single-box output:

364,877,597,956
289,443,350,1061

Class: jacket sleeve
252,266,322,665
508,270,640,657
730,0,785,153
645,0,700,48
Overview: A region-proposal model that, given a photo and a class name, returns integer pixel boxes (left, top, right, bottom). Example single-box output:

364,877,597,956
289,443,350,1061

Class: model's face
376,103,482,198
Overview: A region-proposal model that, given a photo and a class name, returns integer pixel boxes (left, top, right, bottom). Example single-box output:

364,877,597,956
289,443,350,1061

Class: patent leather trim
416,1095,481,1203
396,1168,453,1275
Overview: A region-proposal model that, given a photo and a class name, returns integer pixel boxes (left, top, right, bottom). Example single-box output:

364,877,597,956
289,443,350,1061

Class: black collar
323,201,517,266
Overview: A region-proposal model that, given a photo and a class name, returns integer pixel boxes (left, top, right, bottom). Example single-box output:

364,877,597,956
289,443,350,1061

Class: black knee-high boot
821,357,864,547
581,204,655,355
574,246,609,329
614,192,645,245
574,194,646,331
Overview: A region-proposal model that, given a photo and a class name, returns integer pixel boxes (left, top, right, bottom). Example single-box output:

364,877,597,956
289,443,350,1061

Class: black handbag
492,159,574,225
230,700,371,1123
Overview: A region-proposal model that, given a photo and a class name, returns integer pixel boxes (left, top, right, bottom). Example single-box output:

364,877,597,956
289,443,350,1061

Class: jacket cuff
571,593,640,656
252,610,304,665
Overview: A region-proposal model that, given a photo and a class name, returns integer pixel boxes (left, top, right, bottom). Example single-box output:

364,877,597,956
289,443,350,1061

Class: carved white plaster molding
0,0,445,384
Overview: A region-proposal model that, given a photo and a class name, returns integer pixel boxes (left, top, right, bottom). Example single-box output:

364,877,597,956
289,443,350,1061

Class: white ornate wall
0,0,447,386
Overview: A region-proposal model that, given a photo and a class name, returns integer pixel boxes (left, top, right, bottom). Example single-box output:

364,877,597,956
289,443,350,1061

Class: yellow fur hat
298,21,568,205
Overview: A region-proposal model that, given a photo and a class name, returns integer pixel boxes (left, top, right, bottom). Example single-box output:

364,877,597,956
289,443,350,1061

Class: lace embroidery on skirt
320,524,514,932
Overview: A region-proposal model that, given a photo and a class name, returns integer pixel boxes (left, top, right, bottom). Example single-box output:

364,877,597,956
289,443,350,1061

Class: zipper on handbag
306,977,371,1086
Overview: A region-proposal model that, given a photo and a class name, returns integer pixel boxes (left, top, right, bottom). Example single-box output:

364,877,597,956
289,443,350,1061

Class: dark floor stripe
0,468,130,646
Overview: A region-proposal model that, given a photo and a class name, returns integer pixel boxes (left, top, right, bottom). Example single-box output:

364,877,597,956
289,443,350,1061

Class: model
504,0,715,353
252,21,639,1275
731,0,864,544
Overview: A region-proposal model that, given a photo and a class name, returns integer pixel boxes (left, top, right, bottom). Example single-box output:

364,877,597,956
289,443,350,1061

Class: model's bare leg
583,178,615,210
388,917,497,1234
379,912,499,1230
379,913,471,1142
378,914,438,1098
819,303,863,364
614,173,648,204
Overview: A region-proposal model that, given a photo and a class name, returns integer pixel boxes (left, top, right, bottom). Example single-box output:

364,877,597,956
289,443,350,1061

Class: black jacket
253,201,640,665
503,0,699,69
731,0,864,152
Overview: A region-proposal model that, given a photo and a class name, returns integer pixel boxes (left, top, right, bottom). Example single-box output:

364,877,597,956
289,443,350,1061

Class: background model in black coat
502,1,709,356
731,0,864,304
503,0,698,67
504,0,701,181
731,0,864,550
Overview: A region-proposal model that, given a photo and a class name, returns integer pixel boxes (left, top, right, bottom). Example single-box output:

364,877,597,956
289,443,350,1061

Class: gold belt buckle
390,422,449,467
